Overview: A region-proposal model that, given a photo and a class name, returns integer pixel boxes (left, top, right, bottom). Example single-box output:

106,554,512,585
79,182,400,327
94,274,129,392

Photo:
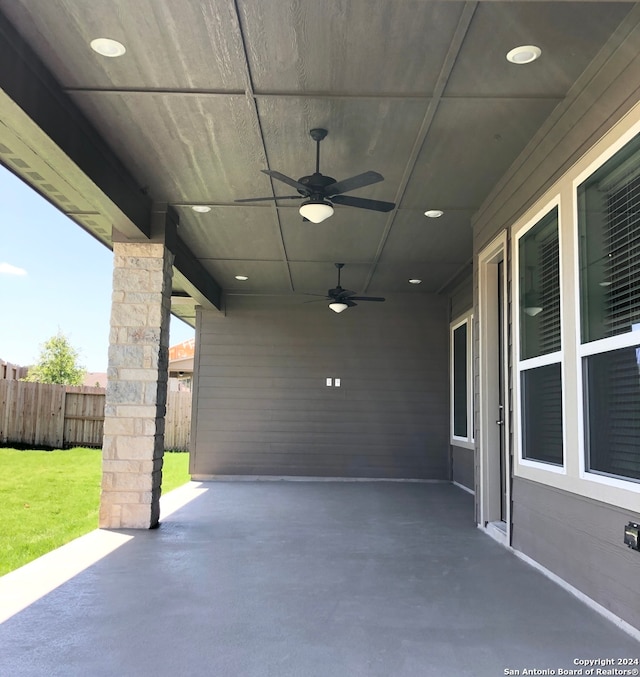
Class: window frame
573,129,640,491
506,111,640,513
513,197,567,475
450,311,474,449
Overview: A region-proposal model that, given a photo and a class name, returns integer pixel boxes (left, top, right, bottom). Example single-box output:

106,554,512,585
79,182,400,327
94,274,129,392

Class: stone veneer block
100,240,174,530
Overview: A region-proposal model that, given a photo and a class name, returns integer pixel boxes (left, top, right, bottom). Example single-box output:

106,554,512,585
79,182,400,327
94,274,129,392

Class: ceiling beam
0,10,151,240
362,1,478,294
156,207,222,311
230,0,295,293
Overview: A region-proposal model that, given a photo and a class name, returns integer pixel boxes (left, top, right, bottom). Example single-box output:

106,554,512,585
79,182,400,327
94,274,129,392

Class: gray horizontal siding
194,448,447,479
195,398,432,414
449,273,473,321
191,294,449,479
512,477,640,631
452,445,474,492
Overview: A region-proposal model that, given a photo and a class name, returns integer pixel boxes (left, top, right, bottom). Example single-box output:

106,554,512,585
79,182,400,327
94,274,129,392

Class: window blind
584,171,640,480
604,174,640,337
538,232,561,354
586,347,640,481
522,363,563,465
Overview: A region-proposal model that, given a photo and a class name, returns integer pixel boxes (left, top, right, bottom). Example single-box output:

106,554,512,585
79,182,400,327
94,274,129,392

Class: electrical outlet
326,378,332,387
335,378,341,387
624,522,639,551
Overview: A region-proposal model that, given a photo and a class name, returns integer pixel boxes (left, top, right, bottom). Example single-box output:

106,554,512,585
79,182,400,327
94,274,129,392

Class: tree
24,332,86,386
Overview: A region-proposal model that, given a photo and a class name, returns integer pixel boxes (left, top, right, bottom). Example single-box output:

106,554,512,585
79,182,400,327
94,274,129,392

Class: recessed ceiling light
506,45,542,65
235,275,249,281
424,209,443,218
409,279,422,285
191,205,211,213
90,38,126,58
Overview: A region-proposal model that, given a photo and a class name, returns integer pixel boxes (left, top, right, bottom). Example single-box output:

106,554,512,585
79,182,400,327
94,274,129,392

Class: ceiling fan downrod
309,128,328,175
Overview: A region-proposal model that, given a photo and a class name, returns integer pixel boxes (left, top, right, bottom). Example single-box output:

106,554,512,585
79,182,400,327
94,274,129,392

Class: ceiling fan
235,128,396,222
307,263,386,313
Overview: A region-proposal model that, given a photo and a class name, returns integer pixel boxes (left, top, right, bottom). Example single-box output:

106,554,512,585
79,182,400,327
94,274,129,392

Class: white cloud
0,262,27,276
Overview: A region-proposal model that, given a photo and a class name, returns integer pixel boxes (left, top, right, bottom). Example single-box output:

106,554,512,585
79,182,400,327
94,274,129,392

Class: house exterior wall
512,477,640,632
190,294,449,480
471,21,640,633
451,445,474,493
449,275,473,321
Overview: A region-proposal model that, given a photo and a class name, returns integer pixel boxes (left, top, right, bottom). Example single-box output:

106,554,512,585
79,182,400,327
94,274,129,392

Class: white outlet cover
326,378,332,386
335,378,341,387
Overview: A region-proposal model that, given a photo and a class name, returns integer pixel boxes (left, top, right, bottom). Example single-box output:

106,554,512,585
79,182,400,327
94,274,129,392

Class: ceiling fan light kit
299,200,334,223
306,263,386,314
236,129,395,220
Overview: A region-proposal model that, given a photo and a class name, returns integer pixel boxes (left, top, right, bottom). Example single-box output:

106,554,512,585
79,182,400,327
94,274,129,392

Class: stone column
100,241,174,529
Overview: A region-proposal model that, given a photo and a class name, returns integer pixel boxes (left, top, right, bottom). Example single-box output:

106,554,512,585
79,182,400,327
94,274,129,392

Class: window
521,363,563,465
453,322,468,438
583,347,640,480
578,132,640,483
517,207,564,466
451,314,473,445
508,115,640,510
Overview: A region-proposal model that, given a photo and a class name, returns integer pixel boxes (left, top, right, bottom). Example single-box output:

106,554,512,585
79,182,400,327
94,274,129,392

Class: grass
0,447,190,576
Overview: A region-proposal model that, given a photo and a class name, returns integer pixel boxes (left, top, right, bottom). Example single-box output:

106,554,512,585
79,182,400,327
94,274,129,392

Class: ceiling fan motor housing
298,173,337,197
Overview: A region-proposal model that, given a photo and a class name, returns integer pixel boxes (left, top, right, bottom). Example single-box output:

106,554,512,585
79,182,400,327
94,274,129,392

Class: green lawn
0,447,190,576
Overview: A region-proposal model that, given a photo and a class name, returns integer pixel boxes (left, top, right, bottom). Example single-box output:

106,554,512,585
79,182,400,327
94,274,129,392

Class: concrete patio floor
1,480,638,677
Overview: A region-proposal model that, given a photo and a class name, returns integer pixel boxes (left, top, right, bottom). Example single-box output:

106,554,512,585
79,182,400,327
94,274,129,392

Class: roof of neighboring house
83,372,108,388
169,338,195,362
169,339,195,374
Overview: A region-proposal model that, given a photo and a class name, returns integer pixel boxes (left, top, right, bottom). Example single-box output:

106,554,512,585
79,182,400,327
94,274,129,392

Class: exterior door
478,233,511,544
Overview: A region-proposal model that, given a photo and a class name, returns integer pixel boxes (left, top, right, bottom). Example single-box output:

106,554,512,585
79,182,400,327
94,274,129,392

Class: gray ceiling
0,0,637,323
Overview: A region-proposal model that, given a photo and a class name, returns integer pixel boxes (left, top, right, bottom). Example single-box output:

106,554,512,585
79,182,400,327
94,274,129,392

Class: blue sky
0,166,194,373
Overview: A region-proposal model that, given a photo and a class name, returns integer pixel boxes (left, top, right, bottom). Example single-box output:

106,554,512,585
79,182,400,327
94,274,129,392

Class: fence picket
0,382,191,450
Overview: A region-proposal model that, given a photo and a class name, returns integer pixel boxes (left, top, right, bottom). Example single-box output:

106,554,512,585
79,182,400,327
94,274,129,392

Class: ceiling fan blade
324,171,384,196
234,195,301,203
331,194,396,212
348,296,386,302
262,169,310,194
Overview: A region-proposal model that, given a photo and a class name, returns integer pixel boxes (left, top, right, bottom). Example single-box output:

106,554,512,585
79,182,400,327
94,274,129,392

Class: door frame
477,230,511,545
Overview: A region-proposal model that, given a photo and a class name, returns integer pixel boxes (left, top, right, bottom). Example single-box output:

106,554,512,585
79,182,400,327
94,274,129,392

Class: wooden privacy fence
0,381,191,451
164,391,192,451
